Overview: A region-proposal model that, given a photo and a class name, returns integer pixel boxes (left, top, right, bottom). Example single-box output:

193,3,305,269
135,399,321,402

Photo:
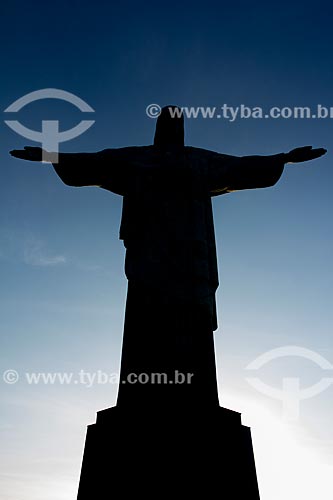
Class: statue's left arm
200,146,327,195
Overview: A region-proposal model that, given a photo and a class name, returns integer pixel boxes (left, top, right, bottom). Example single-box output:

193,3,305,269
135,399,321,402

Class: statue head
153,105,184,149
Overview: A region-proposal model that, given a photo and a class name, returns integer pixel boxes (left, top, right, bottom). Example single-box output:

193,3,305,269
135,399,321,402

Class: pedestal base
77,406,260,499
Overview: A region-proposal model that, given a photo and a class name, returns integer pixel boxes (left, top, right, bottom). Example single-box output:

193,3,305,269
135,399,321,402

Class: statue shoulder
185,146,236,165
100,145,158,168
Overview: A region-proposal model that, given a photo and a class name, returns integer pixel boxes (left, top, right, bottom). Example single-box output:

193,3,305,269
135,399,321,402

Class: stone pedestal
77,406,260,499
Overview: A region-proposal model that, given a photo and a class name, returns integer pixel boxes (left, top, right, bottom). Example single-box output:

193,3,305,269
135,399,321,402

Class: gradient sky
1,1,333,499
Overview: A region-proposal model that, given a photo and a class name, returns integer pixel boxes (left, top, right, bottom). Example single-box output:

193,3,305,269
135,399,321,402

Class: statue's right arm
10,146,140,196
51,149,131,195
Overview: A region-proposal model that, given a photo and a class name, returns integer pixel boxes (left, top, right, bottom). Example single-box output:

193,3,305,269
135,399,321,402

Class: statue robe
53,146,285,406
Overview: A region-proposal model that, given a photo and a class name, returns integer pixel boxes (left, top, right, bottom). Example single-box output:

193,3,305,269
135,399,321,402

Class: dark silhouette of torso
50,107,286,406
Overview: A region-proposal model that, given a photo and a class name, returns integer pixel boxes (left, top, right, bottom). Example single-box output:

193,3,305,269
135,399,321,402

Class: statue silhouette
10,106,326,408
10,106,327,499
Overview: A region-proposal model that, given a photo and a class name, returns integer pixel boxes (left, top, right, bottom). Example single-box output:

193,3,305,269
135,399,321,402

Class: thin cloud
23,237,67,267
1,228,104,271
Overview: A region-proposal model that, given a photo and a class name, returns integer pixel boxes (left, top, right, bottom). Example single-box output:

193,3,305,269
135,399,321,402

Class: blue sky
1,0,333,498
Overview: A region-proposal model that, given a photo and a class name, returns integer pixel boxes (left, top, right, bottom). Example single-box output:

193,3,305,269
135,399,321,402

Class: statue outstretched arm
200,146,327,196
9,146,145,196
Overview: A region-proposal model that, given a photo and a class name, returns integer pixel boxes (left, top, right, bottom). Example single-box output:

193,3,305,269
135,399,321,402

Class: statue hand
10,146,45,162
286,146,327,164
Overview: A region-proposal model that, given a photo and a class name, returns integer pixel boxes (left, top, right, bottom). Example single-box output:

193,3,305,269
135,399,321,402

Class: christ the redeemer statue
10,106,327,408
